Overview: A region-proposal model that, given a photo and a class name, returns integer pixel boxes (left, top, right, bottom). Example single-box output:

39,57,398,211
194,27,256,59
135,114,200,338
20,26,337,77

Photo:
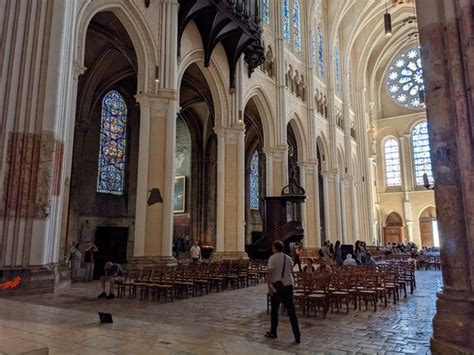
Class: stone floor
0,271,442,355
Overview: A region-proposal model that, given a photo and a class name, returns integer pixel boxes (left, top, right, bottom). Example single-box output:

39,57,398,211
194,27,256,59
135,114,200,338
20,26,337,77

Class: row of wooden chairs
417,255,442,270
267,262,416,318
116,260,267,302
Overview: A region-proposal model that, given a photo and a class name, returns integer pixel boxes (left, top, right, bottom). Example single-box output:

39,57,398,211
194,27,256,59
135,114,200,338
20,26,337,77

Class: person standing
84,242,98,281
190,240,201,264
333,240,343,266
265,241,301,344
67,242,82,283
321,241,333,265
293,243,302,272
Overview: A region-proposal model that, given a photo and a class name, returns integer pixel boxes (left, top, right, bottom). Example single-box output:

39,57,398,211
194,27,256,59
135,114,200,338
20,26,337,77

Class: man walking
265,240,301,344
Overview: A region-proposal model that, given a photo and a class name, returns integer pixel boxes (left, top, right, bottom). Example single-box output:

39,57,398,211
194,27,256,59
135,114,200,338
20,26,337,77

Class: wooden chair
307,275,330,318
358,273,379,312
330,273,351,313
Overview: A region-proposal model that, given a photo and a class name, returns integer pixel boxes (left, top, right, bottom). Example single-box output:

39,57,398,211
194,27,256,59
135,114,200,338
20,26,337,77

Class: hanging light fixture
384,0,393,37
418,88,426,107
155,65,160,83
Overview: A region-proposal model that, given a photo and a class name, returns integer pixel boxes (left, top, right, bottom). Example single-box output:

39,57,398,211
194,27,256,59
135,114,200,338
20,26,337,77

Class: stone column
213,124,247,259
134,94,177,264
299,162,319,250
264,147,287,196
320,170,331,243
399,136,413,243
338,178,347,243
416,0,474,352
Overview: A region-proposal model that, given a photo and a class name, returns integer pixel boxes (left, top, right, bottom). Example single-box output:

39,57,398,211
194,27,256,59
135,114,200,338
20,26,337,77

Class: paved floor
0,271,442,355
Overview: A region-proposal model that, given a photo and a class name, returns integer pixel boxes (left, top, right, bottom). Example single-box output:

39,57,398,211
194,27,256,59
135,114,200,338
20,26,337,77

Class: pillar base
430,337,474,354
430,290,474,353
129,256,177,267
211,251,249,261
0,264,71,296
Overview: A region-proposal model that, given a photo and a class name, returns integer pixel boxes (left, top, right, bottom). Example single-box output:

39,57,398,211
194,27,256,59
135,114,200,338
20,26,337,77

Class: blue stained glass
263,0,270,23
384,139,402,186
335,45,341,93
283,0,290,43
312,30,316,66
293,0,302,53
412,121,434,186
249,151,260,210
318,25,324,77
96,90,127,195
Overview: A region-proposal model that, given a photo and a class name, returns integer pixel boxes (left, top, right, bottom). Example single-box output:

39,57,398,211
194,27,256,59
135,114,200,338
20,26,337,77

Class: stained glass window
283,0,290,43
412,121,434,186
386,46,425,110
318,25,324,77
249,150,260,210
335,45,341,93
312,30,316,66
262,0,270,23
293,0,302,53
96,90,127,195
384,139,402,186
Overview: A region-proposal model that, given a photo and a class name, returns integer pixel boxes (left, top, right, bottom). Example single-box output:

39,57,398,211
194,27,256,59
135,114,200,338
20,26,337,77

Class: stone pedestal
211,251,249,261
129,256,177,268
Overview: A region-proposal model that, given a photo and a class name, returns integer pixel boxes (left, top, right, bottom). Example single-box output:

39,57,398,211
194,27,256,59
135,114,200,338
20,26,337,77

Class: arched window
96,90,127,195
293,0,302,53
249,150,260,210
335,45,341,93
384,138,402,187
318,24,324,78
311,29,317,66
262,0,270,23
283,0,290,43
411,121,434,186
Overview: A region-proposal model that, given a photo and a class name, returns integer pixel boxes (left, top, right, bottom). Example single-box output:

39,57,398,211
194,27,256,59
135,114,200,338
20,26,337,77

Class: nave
0,270,441,354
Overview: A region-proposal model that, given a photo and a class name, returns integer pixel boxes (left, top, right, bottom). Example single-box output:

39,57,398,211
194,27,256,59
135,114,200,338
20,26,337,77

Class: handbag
272,254,287,293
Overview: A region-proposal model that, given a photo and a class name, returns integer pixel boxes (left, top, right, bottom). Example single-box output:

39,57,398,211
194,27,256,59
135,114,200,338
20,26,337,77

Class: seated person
343,253,357,266
365,252,376,265
315,259,332,274
303,258,316,274
98,261,124,299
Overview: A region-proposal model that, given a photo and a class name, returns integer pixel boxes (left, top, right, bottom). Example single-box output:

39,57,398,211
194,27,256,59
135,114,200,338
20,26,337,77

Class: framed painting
174,176,186,213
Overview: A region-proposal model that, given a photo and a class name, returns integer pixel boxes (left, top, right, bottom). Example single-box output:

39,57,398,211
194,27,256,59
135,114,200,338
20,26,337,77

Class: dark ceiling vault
177,0,265,89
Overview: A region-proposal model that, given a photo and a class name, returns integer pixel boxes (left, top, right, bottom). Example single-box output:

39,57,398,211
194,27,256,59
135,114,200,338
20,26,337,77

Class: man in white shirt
266,241,301,344
190,240,201,264
343,253,357,266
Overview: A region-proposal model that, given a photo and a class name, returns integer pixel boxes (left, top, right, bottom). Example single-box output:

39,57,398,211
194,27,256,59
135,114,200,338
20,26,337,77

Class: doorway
94,227,129,279
419,206,437,248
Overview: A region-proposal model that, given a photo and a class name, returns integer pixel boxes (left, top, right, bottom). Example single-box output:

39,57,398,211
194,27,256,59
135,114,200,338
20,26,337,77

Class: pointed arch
287,113,308,163
242,87,277,149
75,0,156,93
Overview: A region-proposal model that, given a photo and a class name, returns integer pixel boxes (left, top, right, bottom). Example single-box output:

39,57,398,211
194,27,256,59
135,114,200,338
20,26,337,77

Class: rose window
386,47,425,110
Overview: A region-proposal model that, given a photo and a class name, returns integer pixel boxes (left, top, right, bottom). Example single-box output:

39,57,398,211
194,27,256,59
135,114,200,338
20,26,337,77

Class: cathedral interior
0,0,473,354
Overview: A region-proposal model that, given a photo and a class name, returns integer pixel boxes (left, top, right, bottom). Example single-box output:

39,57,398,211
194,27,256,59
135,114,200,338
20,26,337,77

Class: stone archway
243,98,266,247
176,63,217,247
65,11,140,274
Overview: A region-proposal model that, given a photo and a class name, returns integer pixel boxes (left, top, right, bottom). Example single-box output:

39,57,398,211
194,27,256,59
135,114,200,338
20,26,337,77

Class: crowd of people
66,241,98,283
291,240,378,275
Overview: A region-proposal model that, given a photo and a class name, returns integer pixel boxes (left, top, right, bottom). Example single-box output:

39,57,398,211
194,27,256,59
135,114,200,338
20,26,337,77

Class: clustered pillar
416,0,474,352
